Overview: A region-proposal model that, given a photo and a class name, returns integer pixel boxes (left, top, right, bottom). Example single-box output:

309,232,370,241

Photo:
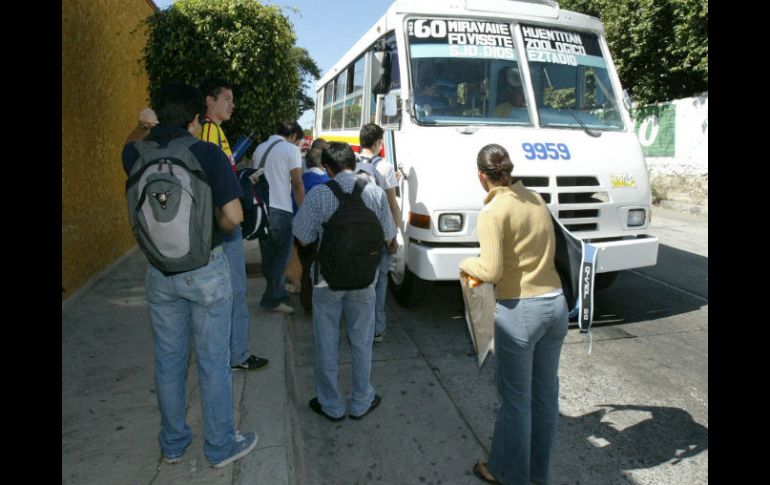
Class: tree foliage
141,0,306,143
559,0,708,105
291,47,321,115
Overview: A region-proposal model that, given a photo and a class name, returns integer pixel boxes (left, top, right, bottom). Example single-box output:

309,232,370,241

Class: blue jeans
259,207,294,309
222,225,250,366
145,247,238,465
487,293,568,485
374,248,389,335
312,284,376,418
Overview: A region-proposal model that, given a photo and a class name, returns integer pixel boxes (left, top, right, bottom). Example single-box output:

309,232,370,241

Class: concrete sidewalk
62,240,294,484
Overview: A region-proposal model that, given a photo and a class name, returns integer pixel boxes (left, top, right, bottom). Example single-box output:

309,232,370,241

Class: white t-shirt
252,134,302,212
355,154,398,190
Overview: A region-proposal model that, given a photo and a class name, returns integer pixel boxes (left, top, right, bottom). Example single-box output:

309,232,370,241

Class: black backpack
317,179,384,290
252,138,284,209
125,137,213,273
236,168,269,240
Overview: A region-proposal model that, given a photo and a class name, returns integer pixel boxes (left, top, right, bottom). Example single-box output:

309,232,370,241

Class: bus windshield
521,24,624,131
405,19,624,131
406,18,531,126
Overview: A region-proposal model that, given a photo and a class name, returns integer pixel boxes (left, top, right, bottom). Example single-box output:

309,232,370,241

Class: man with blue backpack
123,81,258,468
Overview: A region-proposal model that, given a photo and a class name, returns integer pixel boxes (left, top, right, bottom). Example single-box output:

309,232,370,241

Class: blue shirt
292,168,330,214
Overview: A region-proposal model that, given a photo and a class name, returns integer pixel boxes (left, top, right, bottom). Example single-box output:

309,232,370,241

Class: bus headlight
627,209,646,227
438,213,463,232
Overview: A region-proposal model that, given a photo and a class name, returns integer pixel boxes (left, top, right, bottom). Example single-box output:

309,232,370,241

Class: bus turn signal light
409,212,431,229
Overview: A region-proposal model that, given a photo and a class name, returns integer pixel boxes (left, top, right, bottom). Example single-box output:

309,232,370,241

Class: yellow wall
62,0,155,300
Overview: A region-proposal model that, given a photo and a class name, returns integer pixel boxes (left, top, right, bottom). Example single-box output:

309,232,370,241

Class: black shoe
309,397,345,422
232,355,269,371
349,394,382,420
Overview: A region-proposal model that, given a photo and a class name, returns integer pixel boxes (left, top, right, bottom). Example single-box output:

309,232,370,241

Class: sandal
472,461,501,484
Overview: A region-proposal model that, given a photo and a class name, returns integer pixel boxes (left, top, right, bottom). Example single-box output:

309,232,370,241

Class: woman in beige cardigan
460,144,568,485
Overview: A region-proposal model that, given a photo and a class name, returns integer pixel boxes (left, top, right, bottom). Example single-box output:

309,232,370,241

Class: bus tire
389,267,433,307
595,271,620,291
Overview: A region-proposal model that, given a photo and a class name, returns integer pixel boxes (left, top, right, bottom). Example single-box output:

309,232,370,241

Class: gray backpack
125,137,213,273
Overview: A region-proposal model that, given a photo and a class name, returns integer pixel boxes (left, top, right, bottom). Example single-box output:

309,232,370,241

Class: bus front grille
522,176,606,233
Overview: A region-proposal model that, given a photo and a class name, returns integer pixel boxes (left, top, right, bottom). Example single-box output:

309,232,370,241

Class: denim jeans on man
145,247,240,465
312,282,377,418
222,224,250,365
374,247,389,335
487,293,568,485
259,207,294,309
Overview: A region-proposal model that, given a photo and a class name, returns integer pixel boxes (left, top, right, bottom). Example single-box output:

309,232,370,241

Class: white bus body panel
396,125,659,280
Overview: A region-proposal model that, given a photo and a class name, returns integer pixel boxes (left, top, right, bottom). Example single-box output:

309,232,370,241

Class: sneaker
232,355,269,371
349,394,382,420
211,431,258,468
270,303,294,315
164,454,183,465
374,331,386,343
163,441,191,464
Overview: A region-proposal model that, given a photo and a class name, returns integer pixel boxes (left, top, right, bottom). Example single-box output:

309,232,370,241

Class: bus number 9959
522,142,571,160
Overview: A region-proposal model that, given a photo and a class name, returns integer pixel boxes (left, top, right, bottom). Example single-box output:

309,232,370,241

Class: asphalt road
287,205,708,485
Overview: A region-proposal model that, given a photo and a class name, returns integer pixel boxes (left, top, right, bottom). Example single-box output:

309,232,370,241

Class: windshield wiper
565,109,601,138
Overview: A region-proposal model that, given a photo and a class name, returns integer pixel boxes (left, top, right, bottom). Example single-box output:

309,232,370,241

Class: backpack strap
358,155,383,166
132,140,159,158
201,119,222,148
324,179,347,202
352,177,367,199
257,139,284,170
325,178,368,204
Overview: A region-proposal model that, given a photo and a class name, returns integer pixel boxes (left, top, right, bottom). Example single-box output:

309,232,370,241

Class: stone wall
62,0,156,300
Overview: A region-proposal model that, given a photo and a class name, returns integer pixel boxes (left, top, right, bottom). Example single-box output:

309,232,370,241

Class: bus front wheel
389,267,433,307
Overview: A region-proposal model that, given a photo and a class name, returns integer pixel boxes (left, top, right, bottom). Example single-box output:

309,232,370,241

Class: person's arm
385,187,402,231
217,198,244,233
125,124,150,144
292,191,320,246
125,108,159,144
376,189,397,248
290,167,305,207
459,211,504,284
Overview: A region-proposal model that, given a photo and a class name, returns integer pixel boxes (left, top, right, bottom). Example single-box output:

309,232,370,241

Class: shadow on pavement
556,404,709,483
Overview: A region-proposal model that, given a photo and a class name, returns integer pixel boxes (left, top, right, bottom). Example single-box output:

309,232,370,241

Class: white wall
634,93,708,210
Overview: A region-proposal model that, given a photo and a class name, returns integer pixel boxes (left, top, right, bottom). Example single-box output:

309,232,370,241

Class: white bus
313,0,659,307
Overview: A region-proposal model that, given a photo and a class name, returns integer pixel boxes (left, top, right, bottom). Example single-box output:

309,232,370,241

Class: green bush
141,0,302,144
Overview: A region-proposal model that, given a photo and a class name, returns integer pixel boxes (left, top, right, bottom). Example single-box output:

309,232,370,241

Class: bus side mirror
384,94,398,117
371,42,392,95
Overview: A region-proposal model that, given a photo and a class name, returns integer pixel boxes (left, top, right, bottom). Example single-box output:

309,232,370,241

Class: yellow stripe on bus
317,134,360,145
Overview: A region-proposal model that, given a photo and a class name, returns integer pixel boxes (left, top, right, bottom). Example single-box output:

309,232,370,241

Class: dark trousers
296,238,318,314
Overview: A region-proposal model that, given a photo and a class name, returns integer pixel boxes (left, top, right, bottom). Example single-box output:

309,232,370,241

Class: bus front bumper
590,235,659,273
406,235,659,281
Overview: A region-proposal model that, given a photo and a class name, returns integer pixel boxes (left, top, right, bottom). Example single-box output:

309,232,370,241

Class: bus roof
316,0,603,89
